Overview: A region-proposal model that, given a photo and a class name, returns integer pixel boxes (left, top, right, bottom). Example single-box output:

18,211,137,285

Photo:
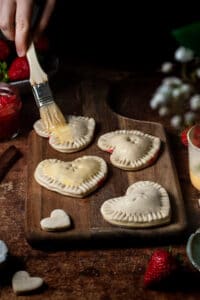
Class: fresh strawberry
35,35,49,52
180,127,191,146
0,39,10,61
192,125,200,148
8,57,29,81
143,249,179,288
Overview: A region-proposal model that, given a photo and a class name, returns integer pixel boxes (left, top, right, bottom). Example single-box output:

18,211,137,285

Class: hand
0,0,56,57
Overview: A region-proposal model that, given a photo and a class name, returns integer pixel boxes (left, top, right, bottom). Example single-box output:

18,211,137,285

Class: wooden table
1,62,200,300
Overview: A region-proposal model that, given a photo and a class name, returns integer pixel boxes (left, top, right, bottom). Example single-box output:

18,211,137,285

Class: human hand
0,0,56,57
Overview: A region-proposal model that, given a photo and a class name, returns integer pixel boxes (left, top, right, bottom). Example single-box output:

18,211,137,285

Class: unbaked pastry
40,209,71,232
101,181,171,228
33,115,95,153
12,271,44,295
34,156,107,198
97,130,160,170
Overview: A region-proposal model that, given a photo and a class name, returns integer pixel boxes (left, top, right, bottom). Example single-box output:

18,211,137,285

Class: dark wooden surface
1,62,200,299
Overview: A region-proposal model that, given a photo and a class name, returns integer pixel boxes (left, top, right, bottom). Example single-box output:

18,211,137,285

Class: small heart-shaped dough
0,240,8,264
40,209,71,231
12,271,43,295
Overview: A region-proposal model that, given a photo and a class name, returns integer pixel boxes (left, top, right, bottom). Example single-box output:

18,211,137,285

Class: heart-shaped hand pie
101,181,171,228
97,130,161,170
34,155,107,198
12,271,43,295
0,240,8,265
33,115,95,153
40,209,71,231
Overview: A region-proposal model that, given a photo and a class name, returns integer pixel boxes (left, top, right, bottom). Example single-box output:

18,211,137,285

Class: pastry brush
26,42,66,132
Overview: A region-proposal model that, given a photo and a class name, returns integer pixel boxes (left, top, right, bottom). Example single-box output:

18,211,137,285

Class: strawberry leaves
0,62,9,82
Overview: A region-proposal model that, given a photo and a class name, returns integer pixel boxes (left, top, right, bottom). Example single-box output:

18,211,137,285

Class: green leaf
0,61,9,82
172,22,200,56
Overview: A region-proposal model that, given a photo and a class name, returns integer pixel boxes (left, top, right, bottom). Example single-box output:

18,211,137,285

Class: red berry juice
0,83,22,140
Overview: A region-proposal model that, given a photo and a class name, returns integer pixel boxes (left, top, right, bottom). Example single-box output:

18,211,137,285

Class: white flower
156,84,172,97
162,77,182,87
155,85,172,104
179,83,192,98
174,46,194,63
172,88,182,99
161,62,173,73
150,98,159,110
184,111,196,125
170,115,182,129
190,94,200,110
150,93,169,109
158,106,170,116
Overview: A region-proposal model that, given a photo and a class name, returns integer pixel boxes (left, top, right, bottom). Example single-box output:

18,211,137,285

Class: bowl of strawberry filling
0,83,22,141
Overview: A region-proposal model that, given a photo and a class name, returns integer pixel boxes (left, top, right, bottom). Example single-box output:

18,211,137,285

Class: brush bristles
40,102,66,132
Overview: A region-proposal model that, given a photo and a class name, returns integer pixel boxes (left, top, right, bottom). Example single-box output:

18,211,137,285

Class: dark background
47,2,200,71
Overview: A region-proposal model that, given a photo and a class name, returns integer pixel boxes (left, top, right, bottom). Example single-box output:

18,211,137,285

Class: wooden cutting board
26,80,187,248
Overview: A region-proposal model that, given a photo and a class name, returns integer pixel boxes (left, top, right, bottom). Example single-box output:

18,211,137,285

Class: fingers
0,0,55,57
34,0,56,39
0,0,16,41
15,0,34,57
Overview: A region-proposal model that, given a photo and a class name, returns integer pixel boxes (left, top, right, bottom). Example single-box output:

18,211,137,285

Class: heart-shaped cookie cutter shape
12,270,44,295
40,209,71,231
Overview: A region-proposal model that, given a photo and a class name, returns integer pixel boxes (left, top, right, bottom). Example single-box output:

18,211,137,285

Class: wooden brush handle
0,146,21,182
26,43,48,86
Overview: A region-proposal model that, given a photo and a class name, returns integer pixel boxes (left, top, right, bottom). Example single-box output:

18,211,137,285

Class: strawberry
143,249,179,288
35,35,49,52
192,125,200,148
0,39,10,61
180,127,191,146
8,57,29,81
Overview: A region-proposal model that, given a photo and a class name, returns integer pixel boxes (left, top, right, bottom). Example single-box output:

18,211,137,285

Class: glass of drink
0,82,22,141
187,124,200,190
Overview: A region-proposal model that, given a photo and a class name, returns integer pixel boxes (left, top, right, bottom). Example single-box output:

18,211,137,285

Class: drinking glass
187,124,200,191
